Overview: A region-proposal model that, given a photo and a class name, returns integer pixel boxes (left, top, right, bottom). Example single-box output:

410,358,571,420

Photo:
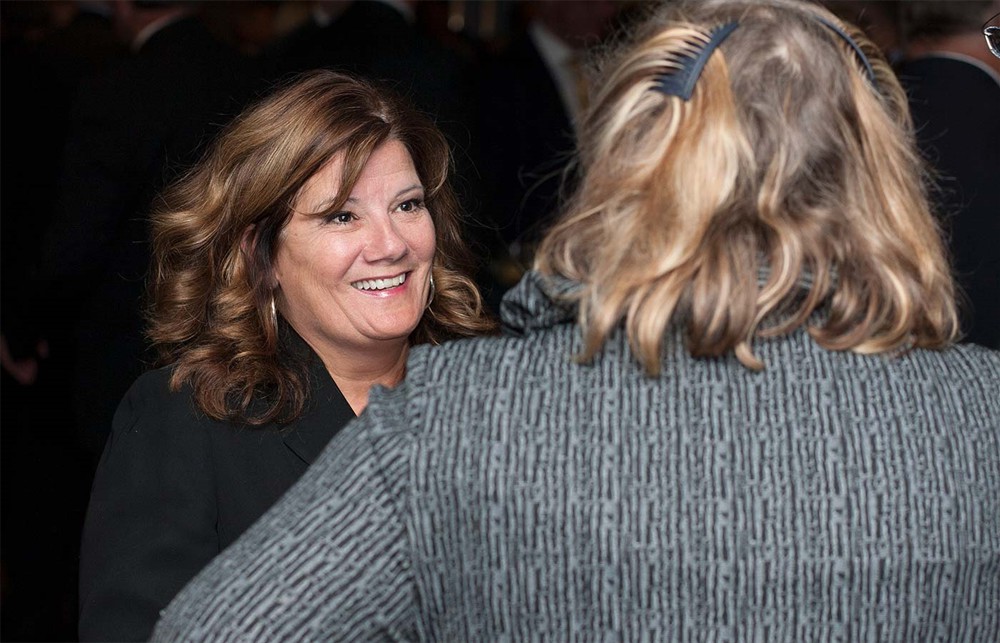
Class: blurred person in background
26,0,266,464
1,2,122,638
895,0,1000,349
474,0,620,297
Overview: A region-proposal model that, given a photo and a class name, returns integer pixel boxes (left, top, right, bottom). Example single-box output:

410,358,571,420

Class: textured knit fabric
153,271,1000,642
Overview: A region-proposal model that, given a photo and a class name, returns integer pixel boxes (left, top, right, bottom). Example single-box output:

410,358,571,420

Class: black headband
654,16,878,101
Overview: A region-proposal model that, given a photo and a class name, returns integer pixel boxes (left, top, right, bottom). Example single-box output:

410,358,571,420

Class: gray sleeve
150,406,418,642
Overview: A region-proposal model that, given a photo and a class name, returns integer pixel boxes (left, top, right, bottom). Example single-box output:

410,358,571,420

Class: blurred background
1,0,997,639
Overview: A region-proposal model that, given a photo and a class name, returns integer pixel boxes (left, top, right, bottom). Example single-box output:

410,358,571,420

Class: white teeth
352,273,407,291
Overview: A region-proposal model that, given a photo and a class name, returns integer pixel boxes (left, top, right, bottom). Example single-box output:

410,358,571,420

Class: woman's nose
363,216,409,263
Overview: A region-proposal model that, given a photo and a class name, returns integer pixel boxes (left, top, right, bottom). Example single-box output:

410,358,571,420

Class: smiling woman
275,140,438,412
77,71,496,642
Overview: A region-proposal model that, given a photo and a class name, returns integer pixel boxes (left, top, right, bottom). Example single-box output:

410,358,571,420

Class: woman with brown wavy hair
155,1,998,640
78,70,495,642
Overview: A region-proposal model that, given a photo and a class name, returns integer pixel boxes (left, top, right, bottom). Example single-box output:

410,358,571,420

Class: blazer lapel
280,330,357,465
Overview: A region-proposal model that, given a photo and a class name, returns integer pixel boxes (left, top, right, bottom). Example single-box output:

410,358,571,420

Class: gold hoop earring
270,293,278,328
426,275,435,309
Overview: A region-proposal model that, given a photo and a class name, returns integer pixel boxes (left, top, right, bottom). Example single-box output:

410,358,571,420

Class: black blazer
78,335,353,642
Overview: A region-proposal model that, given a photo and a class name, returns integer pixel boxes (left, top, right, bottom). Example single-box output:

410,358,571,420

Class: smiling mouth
351,272,408,291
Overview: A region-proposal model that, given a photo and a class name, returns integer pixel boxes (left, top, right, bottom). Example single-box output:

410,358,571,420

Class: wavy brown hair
148,70,496,424
536,0,959,373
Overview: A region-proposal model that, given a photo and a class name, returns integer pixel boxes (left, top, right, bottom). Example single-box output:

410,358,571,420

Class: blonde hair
536,0,958,373
148,71,496,424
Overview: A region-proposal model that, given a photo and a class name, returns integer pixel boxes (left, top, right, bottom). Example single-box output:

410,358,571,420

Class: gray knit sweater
153,271,1000,641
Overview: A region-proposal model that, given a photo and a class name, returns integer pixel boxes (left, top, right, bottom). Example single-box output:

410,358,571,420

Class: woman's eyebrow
314,183,424,210
391,184,425,200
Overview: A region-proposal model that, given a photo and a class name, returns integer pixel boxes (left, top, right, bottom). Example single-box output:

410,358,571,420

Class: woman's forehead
295,141,419,212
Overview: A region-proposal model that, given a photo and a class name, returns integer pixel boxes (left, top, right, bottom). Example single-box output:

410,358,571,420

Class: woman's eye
324,211,355,225
398,198,425,213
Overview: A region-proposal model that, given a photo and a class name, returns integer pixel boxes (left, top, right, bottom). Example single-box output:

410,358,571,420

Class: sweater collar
500,270,580,336
499,266,828,337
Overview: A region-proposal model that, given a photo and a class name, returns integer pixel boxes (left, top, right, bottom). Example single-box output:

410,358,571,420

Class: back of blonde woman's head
536,0,959,372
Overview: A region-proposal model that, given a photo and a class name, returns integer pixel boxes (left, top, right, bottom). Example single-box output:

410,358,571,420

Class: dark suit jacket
36,16,263,456
78,332,353,642
270,1,468,126
474,33,577,246
897,56,1000,349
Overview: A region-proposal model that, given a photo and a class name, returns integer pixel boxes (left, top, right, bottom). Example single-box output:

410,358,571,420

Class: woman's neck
317,341,410,416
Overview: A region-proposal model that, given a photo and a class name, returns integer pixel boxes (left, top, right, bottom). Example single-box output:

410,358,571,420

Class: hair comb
653,21,739,101
653,15,878,101
813,16,878,87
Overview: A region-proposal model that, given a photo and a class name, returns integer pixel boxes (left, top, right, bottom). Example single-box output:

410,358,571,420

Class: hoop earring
426,275,435,309
269,293,278,328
